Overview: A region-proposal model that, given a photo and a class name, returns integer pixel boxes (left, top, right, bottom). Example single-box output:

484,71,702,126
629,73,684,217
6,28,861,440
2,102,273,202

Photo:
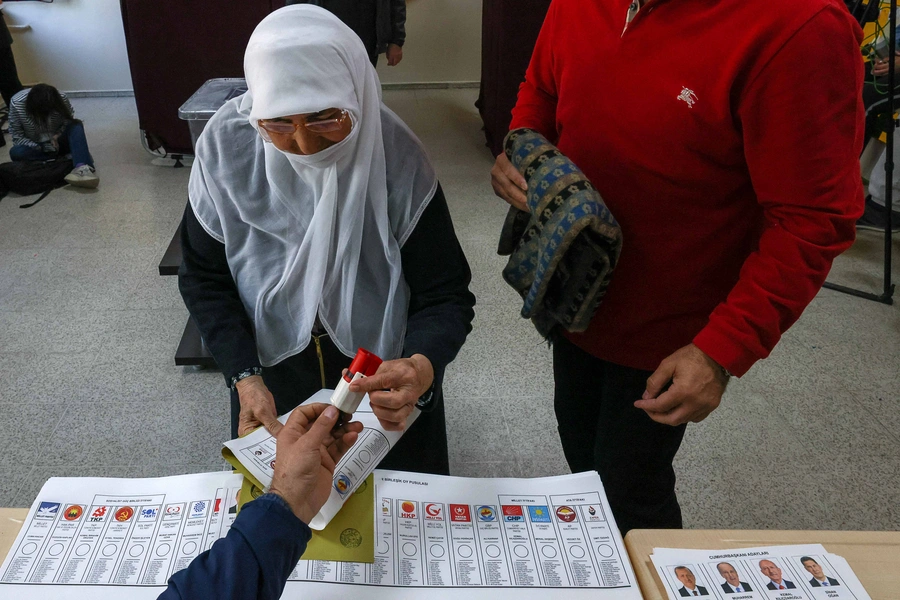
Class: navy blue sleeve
177,202,262,386
400,184,476,404
157,494,311,600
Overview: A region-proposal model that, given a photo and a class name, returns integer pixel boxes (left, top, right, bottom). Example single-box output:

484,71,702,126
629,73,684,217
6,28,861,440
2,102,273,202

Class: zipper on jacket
313,335,327,389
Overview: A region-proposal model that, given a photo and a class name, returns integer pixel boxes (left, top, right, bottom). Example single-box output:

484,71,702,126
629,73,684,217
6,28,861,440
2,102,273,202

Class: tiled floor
0,90,898,532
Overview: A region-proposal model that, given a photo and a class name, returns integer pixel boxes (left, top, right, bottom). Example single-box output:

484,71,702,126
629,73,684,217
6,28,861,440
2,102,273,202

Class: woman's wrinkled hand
349,354,433,431
235,375,282,437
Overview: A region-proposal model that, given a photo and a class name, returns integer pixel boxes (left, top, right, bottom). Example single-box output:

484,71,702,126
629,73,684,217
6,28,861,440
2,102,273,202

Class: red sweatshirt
510,0,865,376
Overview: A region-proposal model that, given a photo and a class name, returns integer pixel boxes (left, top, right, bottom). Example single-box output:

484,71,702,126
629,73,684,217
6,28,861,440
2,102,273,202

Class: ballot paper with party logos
274,469,643,599
651,544,871,600
0,471,243,600
223,389,418,533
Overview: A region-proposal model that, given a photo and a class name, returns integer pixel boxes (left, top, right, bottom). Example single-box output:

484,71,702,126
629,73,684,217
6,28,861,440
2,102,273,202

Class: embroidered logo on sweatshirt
677,86,698,108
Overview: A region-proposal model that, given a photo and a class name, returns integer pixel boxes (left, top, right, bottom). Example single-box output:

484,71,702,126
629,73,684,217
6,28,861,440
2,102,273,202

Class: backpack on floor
0,157,74,208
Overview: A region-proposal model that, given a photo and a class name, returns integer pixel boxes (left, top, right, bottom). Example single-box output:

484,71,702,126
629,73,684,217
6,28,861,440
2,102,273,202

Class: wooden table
0,508,27,565
625,529,900,600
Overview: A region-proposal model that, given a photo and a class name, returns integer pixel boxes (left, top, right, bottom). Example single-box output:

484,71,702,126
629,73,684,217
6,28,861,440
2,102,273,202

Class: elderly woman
178,5,474,474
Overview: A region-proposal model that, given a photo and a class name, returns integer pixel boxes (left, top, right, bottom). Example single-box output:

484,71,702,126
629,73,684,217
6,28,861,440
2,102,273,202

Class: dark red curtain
119,0,285,155
477,0,552,157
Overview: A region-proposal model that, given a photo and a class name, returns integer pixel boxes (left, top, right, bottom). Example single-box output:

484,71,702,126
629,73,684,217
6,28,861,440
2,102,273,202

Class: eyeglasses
257,110,350,142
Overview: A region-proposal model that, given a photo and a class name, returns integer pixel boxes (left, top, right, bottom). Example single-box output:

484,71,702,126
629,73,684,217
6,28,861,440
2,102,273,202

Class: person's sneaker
857,195,900,233
64,164,99,189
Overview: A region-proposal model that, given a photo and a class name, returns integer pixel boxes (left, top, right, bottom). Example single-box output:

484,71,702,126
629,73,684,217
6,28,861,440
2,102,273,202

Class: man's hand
872,50,900,77
235,375,281,437
268,403,363,524
633,344,729,426
490,152,529,211
386,43,403,66
348,354,433,431
51,134,60,151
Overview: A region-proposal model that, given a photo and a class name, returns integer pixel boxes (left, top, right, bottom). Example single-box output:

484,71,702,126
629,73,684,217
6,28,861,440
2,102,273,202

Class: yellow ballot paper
230,468,375,563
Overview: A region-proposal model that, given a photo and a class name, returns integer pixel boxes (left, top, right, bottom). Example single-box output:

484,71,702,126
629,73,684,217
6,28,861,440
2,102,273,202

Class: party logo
63,505,83,521
502,505,524,522
477,506,496,522
450,504,471,522
555,506,576,523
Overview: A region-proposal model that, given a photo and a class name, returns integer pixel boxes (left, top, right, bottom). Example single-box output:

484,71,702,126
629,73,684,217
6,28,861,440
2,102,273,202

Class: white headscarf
188,5,437,366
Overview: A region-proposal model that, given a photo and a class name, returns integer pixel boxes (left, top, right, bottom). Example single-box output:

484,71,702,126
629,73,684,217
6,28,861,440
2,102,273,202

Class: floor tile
448,461,522,479
131,401,232,466
0,468,29,507
0,402,67,469
37,402,152,467
443,303,554,400
12,465,136,509
445,397,515,464
0,310,113,355
98,308,189,357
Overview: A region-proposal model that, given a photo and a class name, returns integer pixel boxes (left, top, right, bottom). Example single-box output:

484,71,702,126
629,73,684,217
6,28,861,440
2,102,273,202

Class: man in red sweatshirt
491,0,864,533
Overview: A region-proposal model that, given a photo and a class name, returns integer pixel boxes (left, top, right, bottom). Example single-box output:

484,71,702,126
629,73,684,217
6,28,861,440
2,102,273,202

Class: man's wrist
267,488,312,524
689,343,731,383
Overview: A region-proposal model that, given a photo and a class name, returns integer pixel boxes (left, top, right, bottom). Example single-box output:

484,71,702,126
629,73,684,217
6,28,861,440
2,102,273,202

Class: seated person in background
801,556,840,587
7,83,99,188
158,403,363,600
178,5,474,475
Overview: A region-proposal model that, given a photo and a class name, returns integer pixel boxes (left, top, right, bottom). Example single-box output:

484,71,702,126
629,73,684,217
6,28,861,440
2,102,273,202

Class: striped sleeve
8,96,40,149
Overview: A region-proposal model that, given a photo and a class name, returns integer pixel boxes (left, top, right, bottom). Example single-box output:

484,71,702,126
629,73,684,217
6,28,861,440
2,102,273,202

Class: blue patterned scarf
498,128,623,337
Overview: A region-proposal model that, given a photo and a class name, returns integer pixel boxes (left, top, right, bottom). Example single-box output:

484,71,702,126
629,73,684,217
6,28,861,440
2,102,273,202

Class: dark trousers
862,63,900,142
0,45,22,108
552,335,686,534
286,0,378,66
230,333,449,475
9,120,94,167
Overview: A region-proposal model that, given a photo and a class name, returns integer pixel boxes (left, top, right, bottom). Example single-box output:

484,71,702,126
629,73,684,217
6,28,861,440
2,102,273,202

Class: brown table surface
0,508,27,564
625,528,900,600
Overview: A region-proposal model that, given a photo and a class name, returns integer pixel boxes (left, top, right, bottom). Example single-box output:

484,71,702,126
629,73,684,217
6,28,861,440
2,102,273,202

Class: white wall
377,0,481,85
2,0,481,94
4,0,133,92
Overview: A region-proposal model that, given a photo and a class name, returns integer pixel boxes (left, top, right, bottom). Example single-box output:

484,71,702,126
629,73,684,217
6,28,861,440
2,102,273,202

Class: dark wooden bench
159,225,217,368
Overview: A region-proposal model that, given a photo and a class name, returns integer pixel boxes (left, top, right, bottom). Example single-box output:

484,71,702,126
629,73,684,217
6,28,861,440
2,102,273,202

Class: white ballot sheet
277,469,643,599
223,388,419,530
0,471,243,600
651,544,871,600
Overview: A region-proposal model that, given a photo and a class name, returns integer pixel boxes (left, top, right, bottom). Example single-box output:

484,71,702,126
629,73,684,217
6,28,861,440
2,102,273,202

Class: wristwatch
230,366,263,391
415,384,436,411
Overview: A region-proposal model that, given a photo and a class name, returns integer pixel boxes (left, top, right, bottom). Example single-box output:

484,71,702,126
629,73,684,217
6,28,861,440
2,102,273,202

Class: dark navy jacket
158,494,310,600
